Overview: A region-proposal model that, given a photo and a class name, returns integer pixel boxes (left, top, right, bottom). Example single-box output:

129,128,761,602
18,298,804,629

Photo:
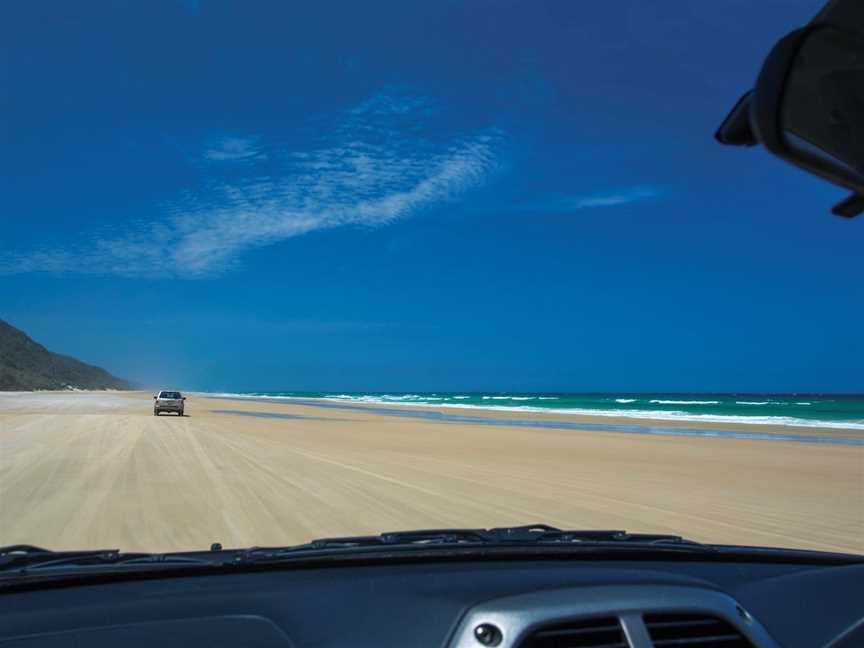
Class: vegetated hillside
0,319,134,391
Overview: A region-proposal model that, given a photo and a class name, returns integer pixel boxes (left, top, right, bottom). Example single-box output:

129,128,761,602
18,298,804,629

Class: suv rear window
159,392,181,399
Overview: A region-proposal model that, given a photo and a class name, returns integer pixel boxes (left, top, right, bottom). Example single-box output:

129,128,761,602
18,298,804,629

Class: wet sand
0,391,861,554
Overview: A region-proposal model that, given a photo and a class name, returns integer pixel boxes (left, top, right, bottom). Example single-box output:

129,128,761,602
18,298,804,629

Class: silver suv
153,391,185,416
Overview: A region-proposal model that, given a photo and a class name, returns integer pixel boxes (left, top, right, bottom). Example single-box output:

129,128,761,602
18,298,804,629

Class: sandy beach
1,391,861,554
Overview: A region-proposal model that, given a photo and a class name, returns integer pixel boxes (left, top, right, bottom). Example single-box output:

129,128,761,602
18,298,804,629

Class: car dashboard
1,557,862,647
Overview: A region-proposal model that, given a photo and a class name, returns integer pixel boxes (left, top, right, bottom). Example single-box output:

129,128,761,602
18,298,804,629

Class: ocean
206,392,864,430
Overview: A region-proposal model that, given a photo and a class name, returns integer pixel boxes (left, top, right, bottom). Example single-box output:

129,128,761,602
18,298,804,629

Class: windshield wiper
3,525,861,582
0,528,708,575
343,525,707,546
0,545,217,574
235,524,714,562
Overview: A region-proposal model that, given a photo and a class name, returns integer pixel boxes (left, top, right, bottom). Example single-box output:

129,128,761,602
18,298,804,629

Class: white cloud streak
202,136,264,162
514,185,663,213
1,92,503,278
570,185,661,208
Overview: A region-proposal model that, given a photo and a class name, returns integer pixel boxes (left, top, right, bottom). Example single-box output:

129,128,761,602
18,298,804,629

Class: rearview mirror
717,23,864,217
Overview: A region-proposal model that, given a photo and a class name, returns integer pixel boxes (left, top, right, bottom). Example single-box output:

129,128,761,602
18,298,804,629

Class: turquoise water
211,392,864,429
211,406,864,446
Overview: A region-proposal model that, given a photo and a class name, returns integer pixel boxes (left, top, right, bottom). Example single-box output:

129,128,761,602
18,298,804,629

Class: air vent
519,616,627,648
644,613,754,647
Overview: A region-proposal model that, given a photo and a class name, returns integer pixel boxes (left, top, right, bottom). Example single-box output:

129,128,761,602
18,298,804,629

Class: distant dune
0,318,133,391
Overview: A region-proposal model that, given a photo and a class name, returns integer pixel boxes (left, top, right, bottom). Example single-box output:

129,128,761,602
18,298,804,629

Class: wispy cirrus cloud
202,135,264,162
514,185,664,213
1,91,504,278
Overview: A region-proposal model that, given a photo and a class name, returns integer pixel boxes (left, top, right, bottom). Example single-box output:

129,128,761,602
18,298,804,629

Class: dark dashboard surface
1,558,862,647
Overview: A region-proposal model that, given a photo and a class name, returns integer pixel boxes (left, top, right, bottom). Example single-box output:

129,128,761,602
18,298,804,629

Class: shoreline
5,389,864,435
199,393,864,440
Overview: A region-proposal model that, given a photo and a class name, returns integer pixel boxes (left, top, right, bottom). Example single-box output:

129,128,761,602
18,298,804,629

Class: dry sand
0,391,861,554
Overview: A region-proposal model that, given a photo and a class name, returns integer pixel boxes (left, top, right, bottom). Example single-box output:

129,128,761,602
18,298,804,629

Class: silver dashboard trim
446,584,782,648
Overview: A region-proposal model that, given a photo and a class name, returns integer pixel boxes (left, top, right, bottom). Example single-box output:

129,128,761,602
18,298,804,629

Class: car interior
1,1,863,647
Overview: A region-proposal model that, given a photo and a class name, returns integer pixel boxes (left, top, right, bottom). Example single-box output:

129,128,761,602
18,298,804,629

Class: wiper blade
0,526,709,572
482,524,707,546
0,545,115,569
0,545,215,574
378,525,707,547
0,545,51,555
237,524,714,562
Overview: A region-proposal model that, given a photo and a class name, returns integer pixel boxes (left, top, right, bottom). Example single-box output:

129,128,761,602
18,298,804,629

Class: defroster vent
644,613,754,647
519,616,627,648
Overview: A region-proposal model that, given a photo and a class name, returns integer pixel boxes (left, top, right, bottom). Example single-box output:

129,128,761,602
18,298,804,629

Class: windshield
1,1,861,559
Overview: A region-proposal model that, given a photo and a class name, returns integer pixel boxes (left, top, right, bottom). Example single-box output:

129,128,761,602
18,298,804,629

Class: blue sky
2,0,861,392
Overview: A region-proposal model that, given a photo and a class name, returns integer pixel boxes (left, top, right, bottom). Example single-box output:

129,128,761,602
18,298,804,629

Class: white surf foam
649,399,720,405
195,392,864,431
